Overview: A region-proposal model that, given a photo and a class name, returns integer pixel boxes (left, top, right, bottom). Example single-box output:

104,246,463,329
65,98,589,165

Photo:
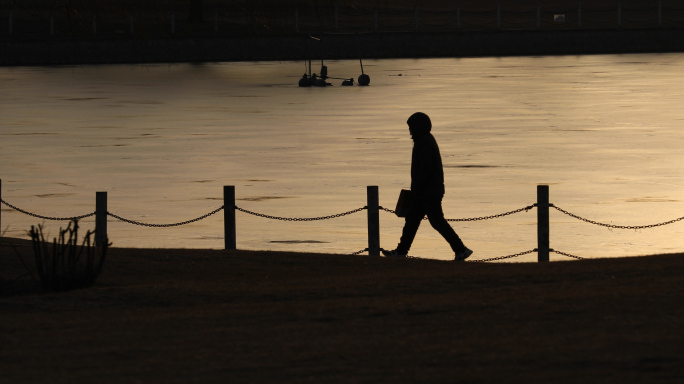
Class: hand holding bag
394,189,413,217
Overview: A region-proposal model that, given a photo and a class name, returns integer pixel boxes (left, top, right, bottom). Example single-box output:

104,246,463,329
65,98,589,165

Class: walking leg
425,197,466,252
396,200,426,254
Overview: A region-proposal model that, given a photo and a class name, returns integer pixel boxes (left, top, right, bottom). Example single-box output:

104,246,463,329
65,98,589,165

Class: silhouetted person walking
383,112,473,261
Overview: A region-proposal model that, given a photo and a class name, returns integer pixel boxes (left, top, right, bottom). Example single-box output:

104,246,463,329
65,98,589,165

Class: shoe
455,247,473,261
382,249,407,258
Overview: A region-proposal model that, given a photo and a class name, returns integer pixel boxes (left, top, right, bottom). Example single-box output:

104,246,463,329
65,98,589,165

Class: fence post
253,8,257,33
367,186,380,256
456,5,460,29
334,4,339,32
96,192,107,247
496,3,501,29
536,3,541,29
414,5,419,30
618,2,622,27
537,185,550,262
578,3,582,28
374,8,378,31
658,1,662,26
224,186,236,250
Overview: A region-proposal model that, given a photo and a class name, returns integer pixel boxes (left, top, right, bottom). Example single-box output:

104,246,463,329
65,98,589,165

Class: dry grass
2,236,684,382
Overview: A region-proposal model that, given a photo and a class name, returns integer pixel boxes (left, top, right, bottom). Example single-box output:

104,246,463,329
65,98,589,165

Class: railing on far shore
3,2,684,38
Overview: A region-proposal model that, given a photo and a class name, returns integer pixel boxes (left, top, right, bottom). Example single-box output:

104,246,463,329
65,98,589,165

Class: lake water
2,54,684,261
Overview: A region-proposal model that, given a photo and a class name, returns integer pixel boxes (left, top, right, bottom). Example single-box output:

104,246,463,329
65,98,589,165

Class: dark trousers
396,195,465,254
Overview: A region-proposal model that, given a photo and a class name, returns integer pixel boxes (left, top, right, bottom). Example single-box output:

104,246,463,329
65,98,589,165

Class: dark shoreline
3,28,684,66
3,235,684,382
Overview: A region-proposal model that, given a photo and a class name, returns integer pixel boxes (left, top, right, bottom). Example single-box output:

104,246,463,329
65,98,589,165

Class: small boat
298,35,369,87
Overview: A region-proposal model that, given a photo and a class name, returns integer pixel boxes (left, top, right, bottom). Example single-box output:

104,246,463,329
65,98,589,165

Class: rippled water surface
2,54,684,261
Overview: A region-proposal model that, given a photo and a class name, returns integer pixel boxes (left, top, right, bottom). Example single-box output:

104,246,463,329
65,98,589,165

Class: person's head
407,112,431,137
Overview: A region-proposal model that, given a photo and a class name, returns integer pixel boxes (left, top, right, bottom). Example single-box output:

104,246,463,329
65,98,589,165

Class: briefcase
394,189,413,217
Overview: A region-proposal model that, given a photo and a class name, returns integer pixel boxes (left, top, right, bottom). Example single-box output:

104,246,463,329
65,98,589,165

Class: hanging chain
235,205,366,221
12,192,674,260
382,204,536,221
353,248,585,262
107,206,224,227
551,204,684,229
1,198,95,221
368,247,537,262
448,205,536,222
551,249,585,260
467,249,538,262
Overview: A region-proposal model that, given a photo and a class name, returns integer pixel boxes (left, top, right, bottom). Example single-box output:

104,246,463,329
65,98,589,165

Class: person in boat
298,74,311,87
383,112,473,261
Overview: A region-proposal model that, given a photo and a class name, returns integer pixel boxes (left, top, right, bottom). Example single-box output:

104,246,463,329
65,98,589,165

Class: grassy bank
2,237,684,382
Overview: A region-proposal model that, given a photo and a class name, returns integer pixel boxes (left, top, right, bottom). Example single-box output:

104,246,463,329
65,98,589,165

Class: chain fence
381,248,539,262
3,195,683,262
364,249,584,262
551,204,684,230
376,205,537,262
107,206,225,228
551,249,585,260
1,198,95,221
468,249,538,263
380,204,536,222
235,206,366,222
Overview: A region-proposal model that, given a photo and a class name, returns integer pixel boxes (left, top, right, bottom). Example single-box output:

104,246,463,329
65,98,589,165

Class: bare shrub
28,220,110,292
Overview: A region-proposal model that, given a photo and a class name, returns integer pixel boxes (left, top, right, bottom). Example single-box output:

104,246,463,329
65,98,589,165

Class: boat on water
298,34,370,87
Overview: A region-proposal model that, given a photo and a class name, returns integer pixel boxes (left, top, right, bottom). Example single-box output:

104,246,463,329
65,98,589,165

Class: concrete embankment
2,28,684,66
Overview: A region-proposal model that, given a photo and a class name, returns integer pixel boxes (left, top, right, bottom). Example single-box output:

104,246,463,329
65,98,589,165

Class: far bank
3,28,684,66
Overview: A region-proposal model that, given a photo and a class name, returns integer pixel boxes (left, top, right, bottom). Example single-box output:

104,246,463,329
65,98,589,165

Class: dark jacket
410,131,445,199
